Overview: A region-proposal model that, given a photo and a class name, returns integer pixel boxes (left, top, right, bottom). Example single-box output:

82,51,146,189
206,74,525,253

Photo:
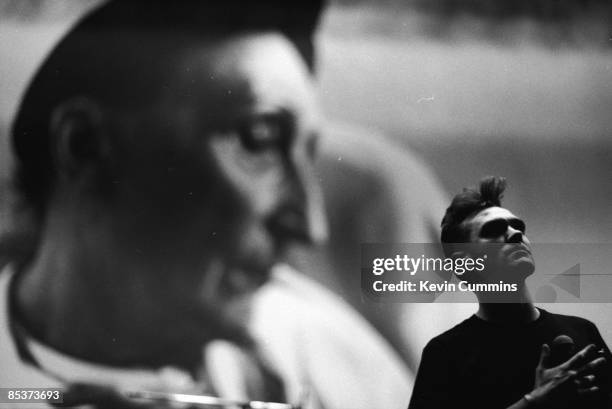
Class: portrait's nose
506,226,523,243
269,161,328,246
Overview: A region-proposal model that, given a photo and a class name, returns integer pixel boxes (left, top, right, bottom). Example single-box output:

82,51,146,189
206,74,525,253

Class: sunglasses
479,218,526,239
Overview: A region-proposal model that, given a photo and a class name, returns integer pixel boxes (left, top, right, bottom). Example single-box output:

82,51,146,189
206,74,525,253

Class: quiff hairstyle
440,176,507,245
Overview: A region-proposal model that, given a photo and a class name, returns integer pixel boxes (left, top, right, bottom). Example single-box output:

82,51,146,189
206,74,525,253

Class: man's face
100,33,326,349
462,206,535,281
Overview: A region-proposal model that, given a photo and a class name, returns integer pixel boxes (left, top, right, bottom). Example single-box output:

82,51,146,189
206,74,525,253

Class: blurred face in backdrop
12,28,327,368
99,32,327,347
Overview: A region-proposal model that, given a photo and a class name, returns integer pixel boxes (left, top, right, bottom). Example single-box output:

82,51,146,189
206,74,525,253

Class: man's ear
449,250,466,259
50,97,111,179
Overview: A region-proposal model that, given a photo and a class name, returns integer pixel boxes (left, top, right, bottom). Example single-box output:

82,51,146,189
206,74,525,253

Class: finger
562,344,597,370
583,374,596,383
538,344,551,368
564,369,579,382
577,357,607,376
574,374,597,387
577,386,600,396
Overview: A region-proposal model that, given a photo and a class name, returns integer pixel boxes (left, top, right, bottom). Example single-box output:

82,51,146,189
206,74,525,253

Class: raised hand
527,344,606,408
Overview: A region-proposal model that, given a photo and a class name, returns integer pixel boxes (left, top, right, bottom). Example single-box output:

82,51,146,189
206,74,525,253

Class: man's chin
485,258,534,283
510,259,535,279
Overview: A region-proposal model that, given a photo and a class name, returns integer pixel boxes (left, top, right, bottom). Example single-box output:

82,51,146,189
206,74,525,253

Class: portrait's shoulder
318,120,448,241
251,263,393,340
249,264,413,409
321,121,444,188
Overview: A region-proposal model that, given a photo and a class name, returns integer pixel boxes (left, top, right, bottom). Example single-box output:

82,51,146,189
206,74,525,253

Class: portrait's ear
50,97,110,179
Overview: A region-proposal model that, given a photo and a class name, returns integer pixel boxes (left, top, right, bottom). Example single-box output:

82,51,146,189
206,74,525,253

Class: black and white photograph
0,1,611,408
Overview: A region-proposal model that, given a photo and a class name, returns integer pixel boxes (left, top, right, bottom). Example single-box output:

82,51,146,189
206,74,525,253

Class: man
0,1,410,408
408,176,612,409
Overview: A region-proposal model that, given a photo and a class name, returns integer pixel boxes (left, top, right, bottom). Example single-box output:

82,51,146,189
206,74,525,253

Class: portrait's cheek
234,139,282,175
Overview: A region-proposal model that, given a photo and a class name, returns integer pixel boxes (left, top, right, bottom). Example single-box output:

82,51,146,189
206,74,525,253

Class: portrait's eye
480,219,508,238
239,114,287,152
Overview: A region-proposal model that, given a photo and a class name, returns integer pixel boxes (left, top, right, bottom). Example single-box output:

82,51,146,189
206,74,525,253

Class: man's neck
476,303,540,324
475,283,539,324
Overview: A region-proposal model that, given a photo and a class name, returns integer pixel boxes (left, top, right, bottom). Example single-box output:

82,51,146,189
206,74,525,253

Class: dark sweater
408,309,612,409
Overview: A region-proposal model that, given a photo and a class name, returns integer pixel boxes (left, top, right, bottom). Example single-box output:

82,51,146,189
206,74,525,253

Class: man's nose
506,226,523,243
269,163,328,246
